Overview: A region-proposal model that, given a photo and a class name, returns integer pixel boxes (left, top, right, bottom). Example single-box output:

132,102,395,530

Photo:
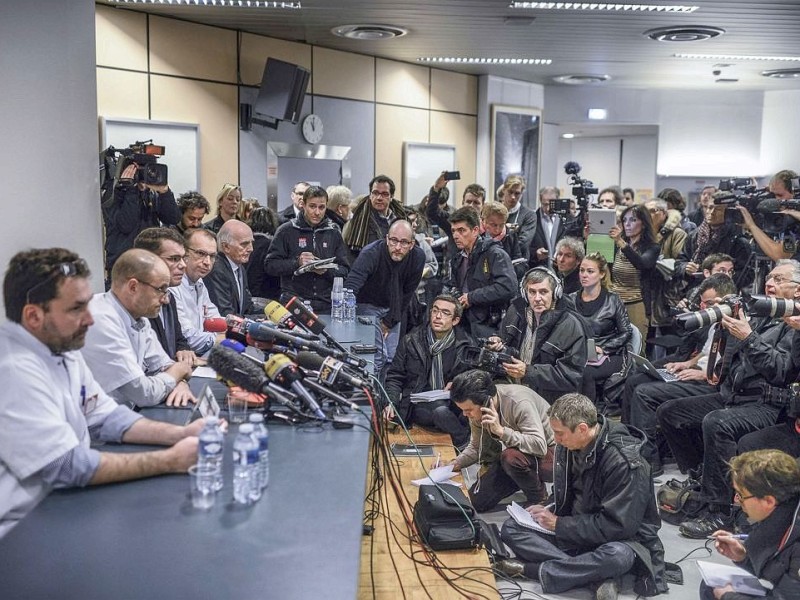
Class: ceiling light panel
417,57,552,65
108,0,301,7
510,2,698,12
675,54,800,62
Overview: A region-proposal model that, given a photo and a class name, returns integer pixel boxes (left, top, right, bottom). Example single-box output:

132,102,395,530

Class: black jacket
202,214,236,235
246,232,280,300
674,223,754,289
527,208,583,269
445,236,517,339
613,240,660,319
205,255,253,317
499,296,589,403
325,208,346,231
486,230,527,280
569,288,632,355
560,268,581,296
148,293,191,359
552,417,667,596
507,204,538,262
384,325,473,423
103,185,180,271
265,214,351,312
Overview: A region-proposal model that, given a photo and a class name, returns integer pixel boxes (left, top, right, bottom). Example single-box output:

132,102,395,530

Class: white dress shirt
171,274,221,355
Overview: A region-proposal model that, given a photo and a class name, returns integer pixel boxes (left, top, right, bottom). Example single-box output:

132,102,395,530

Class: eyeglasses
370,190,392,200
136,279,170,297
25,259,87,306
161,254,186,265
430,306,454,318
767,273,799,285
186,247,217,262
734,490,756,503
386,237,414,248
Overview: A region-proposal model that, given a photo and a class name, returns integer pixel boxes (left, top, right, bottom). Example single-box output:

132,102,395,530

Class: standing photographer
103,161,180,286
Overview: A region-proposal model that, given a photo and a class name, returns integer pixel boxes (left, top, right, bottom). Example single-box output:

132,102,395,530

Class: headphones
519,266,563,303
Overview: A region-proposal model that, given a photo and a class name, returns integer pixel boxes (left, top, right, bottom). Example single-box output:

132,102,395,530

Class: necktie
235,266,245,313
161,301,176,358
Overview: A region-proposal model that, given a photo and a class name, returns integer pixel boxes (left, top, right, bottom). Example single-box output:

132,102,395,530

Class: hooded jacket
551,417,668,596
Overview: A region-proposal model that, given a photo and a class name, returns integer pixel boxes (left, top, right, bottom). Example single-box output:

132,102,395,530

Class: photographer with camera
656,260,800,538
486,267,588,403
736,169,800,263
103,153,180,286
383,295,472,449
449,369,555,513
528,186,584,269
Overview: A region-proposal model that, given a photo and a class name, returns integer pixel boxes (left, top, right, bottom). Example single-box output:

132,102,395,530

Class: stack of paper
410,389,450,403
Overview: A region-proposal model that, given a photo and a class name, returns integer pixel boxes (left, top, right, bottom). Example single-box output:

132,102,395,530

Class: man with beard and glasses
0,248,206,538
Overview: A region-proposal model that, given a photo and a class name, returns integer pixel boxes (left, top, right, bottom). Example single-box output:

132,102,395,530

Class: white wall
760,89,800,174
0,0,103,315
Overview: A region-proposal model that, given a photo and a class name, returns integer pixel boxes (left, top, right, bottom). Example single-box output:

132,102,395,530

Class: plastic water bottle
233,424,261,504
331,277,344,323
344,289,356,323
197,416,224,492
248,413,269,490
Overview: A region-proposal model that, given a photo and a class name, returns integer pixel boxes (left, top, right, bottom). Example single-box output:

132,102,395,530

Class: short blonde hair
481,200,509,221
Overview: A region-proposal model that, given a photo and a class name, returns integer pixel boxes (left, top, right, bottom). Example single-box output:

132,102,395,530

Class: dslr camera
463,339,519,377
673,294,743,333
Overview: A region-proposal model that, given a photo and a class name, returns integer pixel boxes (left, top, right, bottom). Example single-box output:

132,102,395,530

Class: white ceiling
100,0,800,91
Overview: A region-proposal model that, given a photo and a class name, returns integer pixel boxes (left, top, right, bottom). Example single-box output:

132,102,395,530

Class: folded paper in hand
294,257,338,276
506,501,556,536
410,389,450,403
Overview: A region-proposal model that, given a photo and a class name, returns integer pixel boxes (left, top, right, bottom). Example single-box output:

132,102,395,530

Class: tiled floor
463,464,733,599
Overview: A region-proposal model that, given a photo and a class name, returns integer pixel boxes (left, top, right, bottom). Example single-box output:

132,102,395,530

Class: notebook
506,501,555,536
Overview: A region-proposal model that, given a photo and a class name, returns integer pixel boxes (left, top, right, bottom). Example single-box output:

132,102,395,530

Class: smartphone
443,170,461,181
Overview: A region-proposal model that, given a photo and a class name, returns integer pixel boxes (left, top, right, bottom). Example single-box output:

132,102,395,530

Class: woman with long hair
608,204,659,349
204,183,241,234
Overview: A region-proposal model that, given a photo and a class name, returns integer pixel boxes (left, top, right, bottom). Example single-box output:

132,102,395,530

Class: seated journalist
0,248,206,538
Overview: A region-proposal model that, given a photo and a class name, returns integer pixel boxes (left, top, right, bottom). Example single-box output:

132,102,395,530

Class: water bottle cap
204,415,220,425
239,423,254,433
248,413,264,423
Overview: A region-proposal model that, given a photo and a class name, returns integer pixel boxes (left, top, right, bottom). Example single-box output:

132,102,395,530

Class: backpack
656,477,706,525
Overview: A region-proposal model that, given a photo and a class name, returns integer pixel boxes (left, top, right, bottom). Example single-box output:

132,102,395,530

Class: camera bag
413,483,480,551
656,477,706,525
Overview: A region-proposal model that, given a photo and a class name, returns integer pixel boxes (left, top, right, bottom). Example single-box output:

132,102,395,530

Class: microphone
206,345,297,410
564,161,581,175
225,314,249,344
264,300,304,331
203,317,228,333
284,297,347,353
264,353,326,420
300,376,360,412
295,351,369,389
245,319,367,369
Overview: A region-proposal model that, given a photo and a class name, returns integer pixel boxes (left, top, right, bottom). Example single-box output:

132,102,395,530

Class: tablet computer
588,208,617,235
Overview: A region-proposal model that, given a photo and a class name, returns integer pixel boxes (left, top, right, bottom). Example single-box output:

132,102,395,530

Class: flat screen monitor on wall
254,58,310,125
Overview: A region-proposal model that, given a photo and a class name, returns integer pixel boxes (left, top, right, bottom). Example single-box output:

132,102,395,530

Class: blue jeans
358,304,400,381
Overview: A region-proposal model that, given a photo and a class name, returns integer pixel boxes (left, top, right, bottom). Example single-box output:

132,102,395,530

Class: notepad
696,561,767,596
506,501,555,536
410,389,450,403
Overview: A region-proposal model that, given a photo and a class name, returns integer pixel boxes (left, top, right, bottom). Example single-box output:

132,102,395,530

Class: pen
434,452,441,469
708,533,748,540
80,385,86,408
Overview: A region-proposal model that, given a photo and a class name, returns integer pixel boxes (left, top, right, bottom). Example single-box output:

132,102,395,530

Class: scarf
342,196,407,251
428,327,456,389
691,221,725,264
519,307,537,365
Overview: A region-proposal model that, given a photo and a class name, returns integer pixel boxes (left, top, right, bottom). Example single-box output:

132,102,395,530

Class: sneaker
495,558,526,578
679,511,733,539
594,579,618,600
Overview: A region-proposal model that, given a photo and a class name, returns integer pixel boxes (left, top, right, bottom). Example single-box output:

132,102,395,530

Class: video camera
106,140,168,187
560,161,597,218
713,177,791,236
462,339,519,377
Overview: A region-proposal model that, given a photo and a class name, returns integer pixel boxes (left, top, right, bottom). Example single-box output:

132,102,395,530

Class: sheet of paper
410,389,450,403
506,501,556,536
192,366,218,379
696,561,767,596
411,464,457,487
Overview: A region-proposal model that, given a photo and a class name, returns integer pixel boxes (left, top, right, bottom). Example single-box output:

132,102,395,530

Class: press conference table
0,320,378,599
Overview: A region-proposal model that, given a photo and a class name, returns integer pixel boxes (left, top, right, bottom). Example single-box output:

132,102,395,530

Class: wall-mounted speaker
253,58,310,126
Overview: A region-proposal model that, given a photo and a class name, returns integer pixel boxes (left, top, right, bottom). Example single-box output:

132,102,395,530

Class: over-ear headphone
519,266,563,303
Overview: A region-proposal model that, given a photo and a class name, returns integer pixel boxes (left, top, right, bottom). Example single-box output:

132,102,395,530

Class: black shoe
594,579,618,600
495,558,526,578
679,512,733,539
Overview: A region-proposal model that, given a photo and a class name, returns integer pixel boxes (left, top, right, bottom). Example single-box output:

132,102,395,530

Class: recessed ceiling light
762,69,800,79
645,25,725,42
562,133,575,139
331,24,408,40
715,78,739,84
588,108,607,120
417,57,551,65
108,0,301,7
675,53,800,62
510,2,698,12
553,74,610,85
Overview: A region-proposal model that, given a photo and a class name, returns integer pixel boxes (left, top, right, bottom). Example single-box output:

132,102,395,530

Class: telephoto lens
745,295,800,318
673,304,734,332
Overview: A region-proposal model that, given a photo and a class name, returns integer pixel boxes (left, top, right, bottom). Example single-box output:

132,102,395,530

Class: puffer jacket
551,417,668,596
499,296,589,403
569,288,632,355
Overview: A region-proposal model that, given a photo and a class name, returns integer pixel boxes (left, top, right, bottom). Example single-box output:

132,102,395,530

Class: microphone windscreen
220,338,247,353
207,345,266,393
295,351,324,371
203,317,228,333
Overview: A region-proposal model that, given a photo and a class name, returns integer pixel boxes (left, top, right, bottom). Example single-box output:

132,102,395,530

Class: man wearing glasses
657,260,800,538
345,220,425,380
0,248,205,538
171,228,222,355
279,181,309,225
342,175,408,256
133,228,196,365
82,249,196,409
383,295,472,448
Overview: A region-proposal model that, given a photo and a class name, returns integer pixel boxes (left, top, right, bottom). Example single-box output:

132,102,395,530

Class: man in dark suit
205,220,255,316
500,175,537,262
279,181,309,224
133,228,195,365
529,186,583,269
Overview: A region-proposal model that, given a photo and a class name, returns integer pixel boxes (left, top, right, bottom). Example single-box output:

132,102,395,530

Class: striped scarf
428,327,456,390
519,307,537,365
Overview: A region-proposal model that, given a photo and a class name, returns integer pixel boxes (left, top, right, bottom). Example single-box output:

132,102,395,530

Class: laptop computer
630,353,679,382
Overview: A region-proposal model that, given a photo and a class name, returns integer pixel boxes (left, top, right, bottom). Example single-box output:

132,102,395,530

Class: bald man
345,220,426,379
205,219,255,316
81,249,195,408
